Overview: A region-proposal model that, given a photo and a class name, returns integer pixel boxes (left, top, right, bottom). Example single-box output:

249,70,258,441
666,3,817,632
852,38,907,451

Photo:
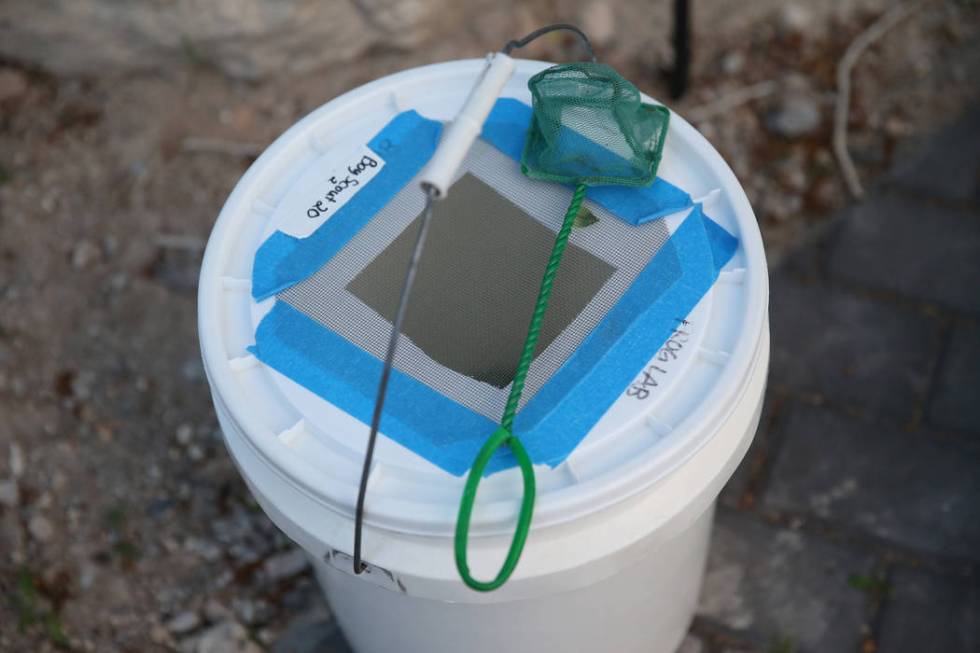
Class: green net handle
453,183,587,592
454,427,536,592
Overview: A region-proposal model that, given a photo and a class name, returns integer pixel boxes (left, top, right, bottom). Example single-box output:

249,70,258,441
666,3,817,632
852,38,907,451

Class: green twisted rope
455,182,588,592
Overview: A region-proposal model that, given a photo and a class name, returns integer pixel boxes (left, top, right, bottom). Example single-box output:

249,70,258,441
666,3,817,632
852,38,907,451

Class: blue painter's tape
253,100,692,301
249,303,504,476
251,110,443,301
513,204,737,467
482,99,693,225
250,204,738,476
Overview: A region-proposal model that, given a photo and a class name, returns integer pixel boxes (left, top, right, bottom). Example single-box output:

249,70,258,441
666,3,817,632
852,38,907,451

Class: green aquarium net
454,59,671,592
521,62,670,187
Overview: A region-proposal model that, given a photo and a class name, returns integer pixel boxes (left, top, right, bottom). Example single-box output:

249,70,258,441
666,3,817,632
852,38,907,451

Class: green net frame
521,62,670,188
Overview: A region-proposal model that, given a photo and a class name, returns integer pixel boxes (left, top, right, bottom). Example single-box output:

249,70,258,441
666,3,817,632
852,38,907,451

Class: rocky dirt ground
0,1,978,651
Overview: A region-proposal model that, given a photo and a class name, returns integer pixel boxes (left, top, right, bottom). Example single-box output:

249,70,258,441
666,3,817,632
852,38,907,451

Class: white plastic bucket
199,59,769,653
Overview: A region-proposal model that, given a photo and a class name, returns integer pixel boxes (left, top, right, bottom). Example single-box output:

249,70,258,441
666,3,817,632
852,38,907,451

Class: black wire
353,23,595,574
669,0,690,99
502,23,597,62
353,185,439,574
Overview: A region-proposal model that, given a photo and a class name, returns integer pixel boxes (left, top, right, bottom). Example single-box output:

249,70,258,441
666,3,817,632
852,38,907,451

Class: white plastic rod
419,53,516,197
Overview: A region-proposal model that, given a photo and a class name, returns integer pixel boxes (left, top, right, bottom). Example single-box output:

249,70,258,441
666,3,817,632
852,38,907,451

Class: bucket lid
198,59,767,540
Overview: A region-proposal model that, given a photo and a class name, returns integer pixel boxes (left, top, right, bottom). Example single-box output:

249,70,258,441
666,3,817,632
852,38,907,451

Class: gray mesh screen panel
347,173,615,388
279,137,675,421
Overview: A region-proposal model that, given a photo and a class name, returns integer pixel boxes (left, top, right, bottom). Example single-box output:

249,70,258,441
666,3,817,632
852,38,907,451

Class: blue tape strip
250,204,737,475
513,204,738,467
482,99,693,225
252,100,691,300
249,302,503,476
252,110,443,301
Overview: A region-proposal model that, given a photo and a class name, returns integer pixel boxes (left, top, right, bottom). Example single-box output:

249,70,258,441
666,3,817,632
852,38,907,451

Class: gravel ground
0,1,977,651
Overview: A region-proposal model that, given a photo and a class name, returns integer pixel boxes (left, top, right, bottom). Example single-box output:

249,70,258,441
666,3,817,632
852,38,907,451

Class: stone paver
769,277,939,422
698,509,874,652
764,403,980,559
827,194,980,314
878,568,980,653
707,109,980,653
889,107,980,203
704,105,980,653
929,320,980,434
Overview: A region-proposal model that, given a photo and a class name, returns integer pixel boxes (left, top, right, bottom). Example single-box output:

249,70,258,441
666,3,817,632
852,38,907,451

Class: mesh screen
279,137,674,420
347,173,615,389
522,62,670,187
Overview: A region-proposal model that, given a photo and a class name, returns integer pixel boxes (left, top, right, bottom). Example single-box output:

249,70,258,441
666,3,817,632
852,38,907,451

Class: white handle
419,53,516,197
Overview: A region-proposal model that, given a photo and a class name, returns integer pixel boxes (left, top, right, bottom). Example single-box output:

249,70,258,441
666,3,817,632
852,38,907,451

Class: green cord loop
454,427,536,592
454,183,588,591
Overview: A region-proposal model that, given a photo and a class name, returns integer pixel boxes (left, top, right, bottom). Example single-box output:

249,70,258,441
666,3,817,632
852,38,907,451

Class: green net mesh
521,62,670,187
